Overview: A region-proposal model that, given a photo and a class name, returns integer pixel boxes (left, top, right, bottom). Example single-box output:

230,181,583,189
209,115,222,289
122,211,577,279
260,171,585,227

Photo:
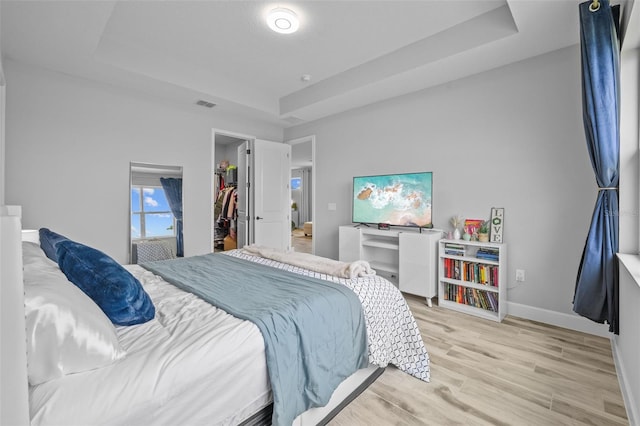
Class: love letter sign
490,208,504,243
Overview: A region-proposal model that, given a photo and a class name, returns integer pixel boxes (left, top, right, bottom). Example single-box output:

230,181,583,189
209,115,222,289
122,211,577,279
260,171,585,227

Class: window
291,177,302,190
131,186,175,239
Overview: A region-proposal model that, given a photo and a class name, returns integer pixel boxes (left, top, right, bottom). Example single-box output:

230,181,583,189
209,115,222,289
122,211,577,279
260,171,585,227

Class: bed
1,208,430,426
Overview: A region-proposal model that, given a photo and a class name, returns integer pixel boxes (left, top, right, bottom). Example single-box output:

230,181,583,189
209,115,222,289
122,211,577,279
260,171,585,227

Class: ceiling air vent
196,100,216,108
283,116,305,125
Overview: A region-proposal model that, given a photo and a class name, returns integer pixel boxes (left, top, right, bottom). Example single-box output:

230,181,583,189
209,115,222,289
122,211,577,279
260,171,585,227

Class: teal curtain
573,0,620,334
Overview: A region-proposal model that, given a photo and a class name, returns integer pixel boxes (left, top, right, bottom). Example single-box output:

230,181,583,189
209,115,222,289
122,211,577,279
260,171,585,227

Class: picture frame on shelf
490,207,504,243
463,219,483,239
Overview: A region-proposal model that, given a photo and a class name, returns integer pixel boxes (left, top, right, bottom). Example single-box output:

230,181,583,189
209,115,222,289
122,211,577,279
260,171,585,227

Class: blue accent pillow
56,240,155,326
39,228,70,262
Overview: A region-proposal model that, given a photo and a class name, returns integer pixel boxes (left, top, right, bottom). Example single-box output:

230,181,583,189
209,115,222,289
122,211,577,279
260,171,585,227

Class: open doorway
287,136,315,254
211,130,250,253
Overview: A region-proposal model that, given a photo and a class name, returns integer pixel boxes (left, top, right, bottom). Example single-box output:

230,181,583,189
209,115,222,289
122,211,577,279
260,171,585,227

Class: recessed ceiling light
267,8,299,34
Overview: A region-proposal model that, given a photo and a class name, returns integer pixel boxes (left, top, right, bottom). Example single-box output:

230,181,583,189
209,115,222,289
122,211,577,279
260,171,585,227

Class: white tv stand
338,225,441,306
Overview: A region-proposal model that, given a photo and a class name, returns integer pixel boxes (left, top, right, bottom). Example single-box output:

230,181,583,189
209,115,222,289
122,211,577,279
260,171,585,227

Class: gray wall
286,45,595,319
4,60,282,263
0,6,5,206
214,139,243,172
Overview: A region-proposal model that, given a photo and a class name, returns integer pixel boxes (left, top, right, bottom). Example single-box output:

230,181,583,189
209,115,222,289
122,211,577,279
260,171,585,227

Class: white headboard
0,205,30,425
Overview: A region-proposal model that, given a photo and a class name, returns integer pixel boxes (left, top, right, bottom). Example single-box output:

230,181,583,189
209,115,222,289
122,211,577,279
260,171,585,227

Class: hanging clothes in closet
214,185,237,250
218,186,237,221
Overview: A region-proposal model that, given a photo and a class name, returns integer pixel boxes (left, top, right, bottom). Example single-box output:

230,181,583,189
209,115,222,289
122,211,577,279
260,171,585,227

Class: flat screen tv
352,172,433,228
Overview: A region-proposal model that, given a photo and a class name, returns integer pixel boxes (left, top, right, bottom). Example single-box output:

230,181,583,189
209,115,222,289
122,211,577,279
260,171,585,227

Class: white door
237,139,291,251
253,140,291,251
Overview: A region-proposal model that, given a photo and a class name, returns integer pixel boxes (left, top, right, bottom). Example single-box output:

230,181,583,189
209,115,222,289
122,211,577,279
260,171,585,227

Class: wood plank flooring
291,228,312,253
329,295,628,426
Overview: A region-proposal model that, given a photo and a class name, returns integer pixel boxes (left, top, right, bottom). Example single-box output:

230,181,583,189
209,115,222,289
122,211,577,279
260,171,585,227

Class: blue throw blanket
142,253,368,425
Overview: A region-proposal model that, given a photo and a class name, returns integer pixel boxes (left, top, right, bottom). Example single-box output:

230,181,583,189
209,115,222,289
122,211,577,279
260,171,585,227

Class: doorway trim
285,135,316,254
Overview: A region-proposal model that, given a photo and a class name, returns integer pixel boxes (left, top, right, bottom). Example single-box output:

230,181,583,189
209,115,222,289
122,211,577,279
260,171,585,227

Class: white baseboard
611,338,638,426
506,301,611,338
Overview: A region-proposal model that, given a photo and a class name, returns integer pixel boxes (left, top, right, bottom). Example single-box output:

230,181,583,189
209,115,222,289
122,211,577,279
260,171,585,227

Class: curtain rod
590,0,600,12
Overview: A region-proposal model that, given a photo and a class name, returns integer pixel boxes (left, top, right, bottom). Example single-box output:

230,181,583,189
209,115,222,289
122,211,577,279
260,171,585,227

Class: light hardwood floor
292,228,312,254
330,295,628,426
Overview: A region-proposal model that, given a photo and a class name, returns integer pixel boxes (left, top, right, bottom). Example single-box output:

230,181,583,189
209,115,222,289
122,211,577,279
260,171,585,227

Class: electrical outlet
515,269,526,282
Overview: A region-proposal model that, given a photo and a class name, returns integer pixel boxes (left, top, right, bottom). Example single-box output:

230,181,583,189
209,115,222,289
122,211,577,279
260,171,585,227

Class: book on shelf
476,246,500,261
445,243,466,249
476,254,499,261
453,260,461,280
473,288,487,310
486,292,498,311
445,249,465,256
477,247,499,255
444,242,466,256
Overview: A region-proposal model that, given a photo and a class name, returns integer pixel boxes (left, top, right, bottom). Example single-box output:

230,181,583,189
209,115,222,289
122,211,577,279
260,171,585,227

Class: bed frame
241,365,383,426
0,206,30,424
0,206,382,425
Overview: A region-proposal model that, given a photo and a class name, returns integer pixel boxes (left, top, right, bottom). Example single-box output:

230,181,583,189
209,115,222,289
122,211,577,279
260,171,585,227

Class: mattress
29,265,270,426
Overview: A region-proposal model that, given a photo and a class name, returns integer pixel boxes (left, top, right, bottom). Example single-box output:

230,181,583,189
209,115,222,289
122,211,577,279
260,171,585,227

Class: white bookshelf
438,239,507,321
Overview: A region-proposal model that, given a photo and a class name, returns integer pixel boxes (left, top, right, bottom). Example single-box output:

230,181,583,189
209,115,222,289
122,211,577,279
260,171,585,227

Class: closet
212,132,246,252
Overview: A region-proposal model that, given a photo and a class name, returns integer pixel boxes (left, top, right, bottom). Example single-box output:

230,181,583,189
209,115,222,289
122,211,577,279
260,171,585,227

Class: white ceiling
0,0,623,128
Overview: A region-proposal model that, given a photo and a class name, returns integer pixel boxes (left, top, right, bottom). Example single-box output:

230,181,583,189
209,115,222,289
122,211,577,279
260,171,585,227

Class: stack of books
476,246,499,261
442,283,499,312
443,243,466,257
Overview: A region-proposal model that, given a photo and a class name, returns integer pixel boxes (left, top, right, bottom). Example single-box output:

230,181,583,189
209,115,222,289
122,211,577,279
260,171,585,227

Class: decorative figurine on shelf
462,231,471,241
478,220,490,242
450,215,464,240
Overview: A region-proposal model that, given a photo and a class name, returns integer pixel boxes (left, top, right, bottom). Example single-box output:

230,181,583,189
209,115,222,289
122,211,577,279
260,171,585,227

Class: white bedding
30,265,270,426
241,244,376,278
30,249,430,425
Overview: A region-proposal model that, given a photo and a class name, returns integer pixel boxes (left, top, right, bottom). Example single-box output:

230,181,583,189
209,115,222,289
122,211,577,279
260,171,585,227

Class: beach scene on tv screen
353,173,432,227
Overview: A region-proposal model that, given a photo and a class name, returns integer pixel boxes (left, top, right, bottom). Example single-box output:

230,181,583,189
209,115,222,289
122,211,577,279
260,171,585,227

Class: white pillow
22,240,57,269
22,242,126,385
21,229,40,244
